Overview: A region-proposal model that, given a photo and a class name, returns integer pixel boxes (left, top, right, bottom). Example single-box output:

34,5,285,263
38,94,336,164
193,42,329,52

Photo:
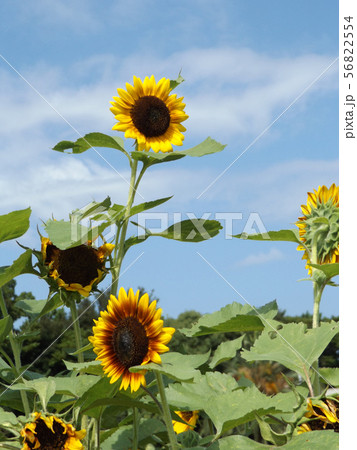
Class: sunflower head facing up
172,410,199,434
89,287,175,392
296,184,339,274
41,237,114,297
297,397,339,434
110,75,188,153
21,412,86,450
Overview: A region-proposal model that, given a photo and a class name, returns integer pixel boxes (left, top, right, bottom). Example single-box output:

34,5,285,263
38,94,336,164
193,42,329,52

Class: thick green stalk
155,372,179,450
111,158,138,295
68,299,84,364
0,289,30,417
132,407,139,450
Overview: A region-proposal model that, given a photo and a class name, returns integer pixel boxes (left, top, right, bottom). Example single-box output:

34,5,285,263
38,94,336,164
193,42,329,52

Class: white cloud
236,248,284,267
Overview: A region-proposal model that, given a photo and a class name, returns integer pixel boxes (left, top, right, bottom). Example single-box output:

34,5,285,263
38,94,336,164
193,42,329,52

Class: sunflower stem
0,289,30,417
132,407,139,450
111,157,139,296
68,298,84,364
155,371,179,450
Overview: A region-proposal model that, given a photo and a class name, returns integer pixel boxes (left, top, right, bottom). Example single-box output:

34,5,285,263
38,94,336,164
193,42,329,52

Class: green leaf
16,294,63,321
129,196,173,216
180,300,278,337
0,249,37,289
170,73,185,90
203,385,298,437
23,378,56,411
70,197,111,222
209,336,244,369
180,137,226,157
48,375,99,397
309,263,339,279
319,367,339,387
0,207,31,244
44,219,92,249
208,431,339,449
130,351,210,382
242,321,339,385
63,360,104,376
233,229,301,244
254,412,291,446
53,132,126,155
0,315,13,343
0,407,19,427
165,372,239,411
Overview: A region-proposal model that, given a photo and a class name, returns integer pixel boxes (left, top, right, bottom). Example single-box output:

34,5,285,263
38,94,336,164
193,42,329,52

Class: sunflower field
0,75,339,449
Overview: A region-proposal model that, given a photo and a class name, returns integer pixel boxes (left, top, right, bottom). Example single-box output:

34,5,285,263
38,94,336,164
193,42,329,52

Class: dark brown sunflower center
26,418,67,449
131,95,170,137
112,317,149,368
56,245,101,286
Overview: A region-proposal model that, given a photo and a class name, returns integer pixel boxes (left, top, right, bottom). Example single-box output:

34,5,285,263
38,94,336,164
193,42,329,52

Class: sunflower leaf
180,300,278,337
309,263,339,279
233,229,301,243
131,151,185,166
53,132,127,155
0,207,31,244
180,137,226,157
129,196,173,216
209,336,244,369
319,367,339,387
44,219,93,249
70,197,112,222
0,249,37,289
16,294,63,322
241,321,339,385
153,219,222,242
130,351,210,382
0,316,13,343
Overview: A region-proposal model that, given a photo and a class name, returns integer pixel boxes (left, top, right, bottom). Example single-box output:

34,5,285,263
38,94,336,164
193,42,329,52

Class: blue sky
0,0,339,319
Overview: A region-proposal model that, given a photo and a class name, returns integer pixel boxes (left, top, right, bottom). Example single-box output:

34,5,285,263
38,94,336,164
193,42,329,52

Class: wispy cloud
236,248,284,267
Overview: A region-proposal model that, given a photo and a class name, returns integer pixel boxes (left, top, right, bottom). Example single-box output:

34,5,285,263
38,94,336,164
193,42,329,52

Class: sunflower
110,75,188,153
297,397,339,433
41,237,114,297
21,412,86,450
89,287,175,392
296,184,339,274
172,410,199,434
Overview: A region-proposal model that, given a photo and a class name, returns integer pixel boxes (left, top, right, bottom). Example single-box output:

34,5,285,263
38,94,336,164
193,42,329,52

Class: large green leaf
70,197,112,222
0,249,37,289
165,372,239,411
233,229,301,244
208,431,338,449
16,294,63,321
319,367,339,387
53,132,126,155
209,336,244,369
130,351,210,382
131,137,225,167
242,321,339,385
203,385,299,437
180,300,278,337
0,407,18,427
125,219,222,253
44,219,92,249
0,315,13,343
180,137,226,157
0,207,31,244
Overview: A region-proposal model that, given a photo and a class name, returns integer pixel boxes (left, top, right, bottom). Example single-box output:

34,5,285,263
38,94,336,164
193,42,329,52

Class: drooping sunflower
110,75,189,153
296,184,339,274
89,287,175,392
172,410,199,434
41,237,114,297
297,397,339,433
21,412,86,450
